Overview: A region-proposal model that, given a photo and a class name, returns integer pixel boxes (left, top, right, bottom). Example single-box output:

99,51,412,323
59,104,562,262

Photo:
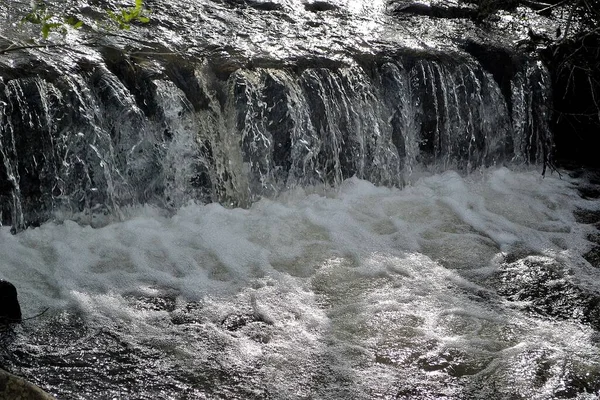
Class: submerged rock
574,208,600,226
577,186,600,200
221,312,272,331
0,280,21,324
493,256,600,330
583,243,600,268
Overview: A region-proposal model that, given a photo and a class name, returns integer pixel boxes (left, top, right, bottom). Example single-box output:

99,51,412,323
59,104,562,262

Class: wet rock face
494,256,600,330
545,37,600,168
0,280,21,324
218,0,284,11
390,2,478,19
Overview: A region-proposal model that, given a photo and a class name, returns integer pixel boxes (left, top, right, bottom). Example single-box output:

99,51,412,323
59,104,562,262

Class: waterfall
0,50,552,230
8,4,600,400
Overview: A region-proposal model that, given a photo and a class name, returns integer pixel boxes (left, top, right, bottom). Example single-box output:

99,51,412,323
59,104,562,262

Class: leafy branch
19,0,150,41
21,1,83,39
106,0,151,31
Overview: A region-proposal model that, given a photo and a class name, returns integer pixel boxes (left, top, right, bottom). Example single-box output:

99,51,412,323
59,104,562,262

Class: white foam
0,167,586,309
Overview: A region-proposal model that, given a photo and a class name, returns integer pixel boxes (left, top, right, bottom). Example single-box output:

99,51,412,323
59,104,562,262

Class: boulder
0,280,21,324
0,369,55,400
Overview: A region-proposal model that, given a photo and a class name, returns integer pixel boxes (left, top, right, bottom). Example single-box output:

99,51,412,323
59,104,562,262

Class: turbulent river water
0,0,598,399
2,167,600,399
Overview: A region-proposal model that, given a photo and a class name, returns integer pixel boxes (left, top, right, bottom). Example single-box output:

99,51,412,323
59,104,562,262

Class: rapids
2,168,600,399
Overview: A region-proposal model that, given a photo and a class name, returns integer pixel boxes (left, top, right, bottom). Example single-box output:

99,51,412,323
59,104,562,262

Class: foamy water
2,167,600,399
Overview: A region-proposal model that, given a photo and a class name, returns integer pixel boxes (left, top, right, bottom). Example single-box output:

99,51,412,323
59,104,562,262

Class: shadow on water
1,308,276,399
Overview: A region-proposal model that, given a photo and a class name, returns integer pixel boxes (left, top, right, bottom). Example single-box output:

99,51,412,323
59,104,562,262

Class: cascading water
0,50,552,229
2,1,599,400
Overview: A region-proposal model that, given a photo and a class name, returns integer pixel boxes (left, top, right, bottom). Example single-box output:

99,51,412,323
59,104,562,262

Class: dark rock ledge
389,2,479,19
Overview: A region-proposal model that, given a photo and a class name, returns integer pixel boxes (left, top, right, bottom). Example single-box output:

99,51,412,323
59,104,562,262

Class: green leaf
107,10,117,22
23,12,41,25
64,16,83,29
105,0,150,30
41,24,50,39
